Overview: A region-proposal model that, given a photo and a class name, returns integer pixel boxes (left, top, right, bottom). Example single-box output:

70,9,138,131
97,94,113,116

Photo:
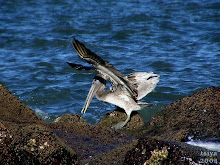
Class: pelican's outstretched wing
124,72,159,100
72,38,137,98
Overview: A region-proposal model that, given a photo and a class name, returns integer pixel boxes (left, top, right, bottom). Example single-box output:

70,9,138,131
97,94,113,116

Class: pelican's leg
112,113,131,130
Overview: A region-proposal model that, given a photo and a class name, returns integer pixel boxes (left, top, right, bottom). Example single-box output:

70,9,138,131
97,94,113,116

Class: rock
0,84,79,164
97,108,147,136
86,141,137,165
1,83,219,164
124,137,208,165
139,86,220,141
0,84,41,123
49,113,136,164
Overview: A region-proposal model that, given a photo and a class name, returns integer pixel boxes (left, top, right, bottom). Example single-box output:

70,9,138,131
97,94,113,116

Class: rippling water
0,0,219,124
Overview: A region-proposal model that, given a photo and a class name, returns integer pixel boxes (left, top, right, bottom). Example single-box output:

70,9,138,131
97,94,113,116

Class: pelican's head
81,76,106,114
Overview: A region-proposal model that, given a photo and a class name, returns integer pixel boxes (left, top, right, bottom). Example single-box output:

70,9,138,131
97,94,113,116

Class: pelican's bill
81,78,103,114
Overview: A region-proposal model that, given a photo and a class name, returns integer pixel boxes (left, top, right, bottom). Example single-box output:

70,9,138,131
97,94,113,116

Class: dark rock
139,86,220,141
97,107,145,129
124,137,208,165
123,87,220,164
1,83,219,164
97,108,147,136
0,84,41,123
49,113,136,164
0,84,79,164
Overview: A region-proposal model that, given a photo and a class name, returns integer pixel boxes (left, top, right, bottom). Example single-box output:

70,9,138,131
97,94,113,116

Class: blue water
0,0,219,124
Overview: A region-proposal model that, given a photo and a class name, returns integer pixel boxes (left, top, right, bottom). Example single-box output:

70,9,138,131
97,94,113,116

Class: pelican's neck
95,89,111,102
93,76,107,101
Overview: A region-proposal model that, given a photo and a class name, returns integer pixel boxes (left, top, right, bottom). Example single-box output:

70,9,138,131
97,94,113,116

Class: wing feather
72,38,137,98
124,72,159,100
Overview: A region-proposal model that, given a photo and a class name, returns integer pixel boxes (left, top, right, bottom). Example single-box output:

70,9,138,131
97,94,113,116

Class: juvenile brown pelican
69,39,159,129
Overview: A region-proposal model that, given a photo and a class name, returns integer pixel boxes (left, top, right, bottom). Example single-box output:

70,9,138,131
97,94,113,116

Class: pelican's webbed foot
112,115,130,130
112,121,127,130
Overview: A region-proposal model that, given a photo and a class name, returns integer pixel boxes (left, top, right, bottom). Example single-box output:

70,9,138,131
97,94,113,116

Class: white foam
34,109,53,121
186,141,220,152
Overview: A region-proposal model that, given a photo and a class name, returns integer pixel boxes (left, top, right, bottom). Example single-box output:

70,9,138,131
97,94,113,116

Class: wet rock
124,137,206,165
97,108,145,128
139,86,220,141
49,113,136,164
0,84,41,123
97,108,147,136
1,83,219,164
87,141,137,165
123,87,220,164
0,84,79,164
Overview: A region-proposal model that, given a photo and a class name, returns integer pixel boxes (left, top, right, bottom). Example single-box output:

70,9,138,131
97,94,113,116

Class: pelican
68,39,159,129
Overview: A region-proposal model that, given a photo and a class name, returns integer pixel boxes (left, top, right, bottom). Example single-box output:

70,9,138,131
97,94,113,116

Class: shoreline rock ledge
0,84,219,164
0,84,79,164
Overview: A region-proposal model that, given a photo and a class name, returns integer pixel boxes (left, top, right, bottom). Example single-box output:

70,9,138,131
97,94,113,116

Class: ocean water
0,0,219,125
